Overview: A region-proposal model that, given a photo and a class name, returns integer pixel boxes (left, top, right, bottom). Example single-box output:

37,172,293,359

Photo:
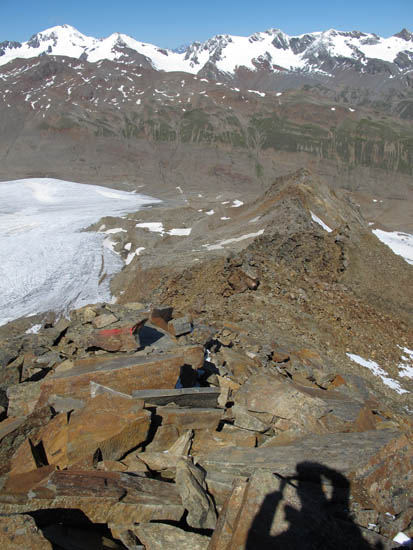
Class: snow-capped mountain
1,24,413,75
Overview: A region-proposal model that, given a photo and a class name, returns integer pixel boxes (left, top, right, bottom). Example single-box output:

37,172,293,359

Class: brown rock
0,514,53,550
192,427,256,458
232,404,272,433
39,394,150,468
208,478,248,550
157,407,223,435
138,430,193,473
144,424,180,452
349,431,413,537
135,522,210,550
218,348,260,384
0,408,52,475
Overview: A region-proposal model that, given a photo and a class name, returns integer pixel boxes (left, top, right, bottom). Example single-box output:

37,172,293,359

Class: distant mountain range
1,24,413,77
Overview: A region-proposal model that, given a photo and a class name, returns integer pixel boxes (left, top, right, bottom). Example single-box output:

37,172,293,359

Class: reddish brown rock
150,306,174,331
38,393,150,469
9,438,37,475
88,318,146,352
35,346,204,407
0,469,185,526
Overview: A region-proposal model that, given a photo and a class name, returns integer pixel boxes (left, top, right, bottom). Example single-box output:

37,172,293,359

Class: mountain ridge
1,24,413,76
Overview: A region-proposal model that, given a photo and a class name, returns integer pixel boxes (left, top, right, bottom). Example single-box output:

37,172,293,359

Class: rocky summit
0,22,412,550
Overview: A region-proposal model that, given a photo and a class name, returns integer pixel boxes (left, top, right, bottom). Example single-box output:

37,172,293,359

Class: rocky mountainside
0,168,412,548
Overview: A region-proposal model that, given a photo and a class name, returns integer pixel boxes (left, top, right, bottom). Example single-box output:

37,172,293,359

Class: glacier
0,178,160,326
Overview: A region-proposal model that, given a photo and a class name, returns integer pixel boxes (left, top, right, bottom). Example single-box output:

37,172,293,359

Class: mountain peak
394,28,413,41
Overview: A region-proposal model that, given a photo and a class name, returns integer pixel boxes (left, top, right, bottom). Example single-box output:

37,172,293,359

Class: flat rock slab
200,431,400,478
35,346,204,407
135,522,210,550
0,469,184,527
132,387,220,408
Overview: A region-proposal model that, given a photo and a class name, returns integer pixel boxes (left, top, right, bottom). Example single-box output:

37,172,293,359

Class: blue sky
1,0,411,48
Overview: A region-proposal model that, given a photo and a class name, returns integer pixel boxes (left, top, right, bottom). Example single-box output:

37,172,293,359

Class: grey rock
169,316,192,336
175,457,217,529
131,387,220,408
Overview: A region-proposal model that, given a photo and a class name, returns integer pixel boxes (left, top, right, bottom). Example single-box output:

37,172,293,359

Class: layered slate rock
0,469,185,527
200,431,401,478
131,387,220,408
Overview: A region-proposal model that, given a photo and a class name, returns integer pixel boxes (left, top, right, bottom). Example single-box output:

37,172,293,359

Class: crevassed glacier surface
0,178,160,326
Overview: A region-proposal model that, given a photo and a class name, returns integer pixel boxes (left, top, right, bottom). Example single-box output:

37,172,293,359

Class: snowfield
372,229,413,265
0,178,160,326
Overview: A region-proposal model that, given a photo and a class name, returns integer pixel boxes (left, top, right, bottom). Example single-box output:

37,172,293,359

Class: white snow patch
248,89,266,97
136,222,164,234
206,210,215,216
393,532,412,546
168,228,192,236
398,347,413,379
346,353,409,394
25,323,42,334
203,229,264,250
104,227,127,234
0,178,159,326
221,217,230,220
124,242,132,251
310,211,332,232
249,216,261,223
372,229,413,265
231,200,244,208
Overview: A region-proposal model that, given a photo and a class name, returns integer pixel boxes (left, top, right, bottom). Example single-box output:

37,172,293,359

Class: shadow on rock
246,461,384,550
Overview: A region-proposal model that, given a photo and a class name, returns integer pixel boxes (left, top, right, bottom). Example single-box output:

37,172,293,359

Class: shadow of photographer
245,461,384,550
